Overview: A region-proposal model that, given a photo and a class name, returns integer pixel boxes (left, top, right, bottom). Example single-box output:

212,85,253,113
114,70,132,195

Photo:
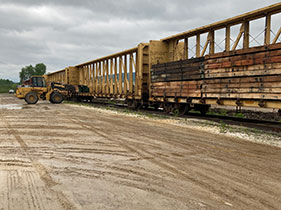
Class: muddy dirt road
0,94,281,210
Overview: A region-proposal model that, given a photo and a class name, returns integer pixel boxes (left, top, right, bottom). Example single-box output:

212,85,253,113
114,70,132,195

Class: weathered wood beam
264,14,271,45
232,23,244,51
123,55,128,94
225,25,231,51
101,63,104,93
209,30,215,54
98,62,101,93
90,64,93,92
196,34,201,57
119,57,123,95
114,58,118,94
106,60,109,94
184,38,188,59
95,63,98,93
110,59,113,94
79,67,83,85
243,21,250,49
201,33,210,57
272,27,281,44
129,54,133,94
93,63,96,93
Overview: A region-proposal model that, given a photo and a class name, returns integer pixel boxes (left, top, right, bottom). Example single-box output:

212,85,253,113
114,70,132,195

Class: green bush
0,79,17,93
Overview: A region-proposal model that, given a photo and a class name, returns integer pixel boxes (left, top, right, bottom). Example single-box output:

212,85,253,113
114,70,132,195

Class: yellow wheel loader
16,76,73,104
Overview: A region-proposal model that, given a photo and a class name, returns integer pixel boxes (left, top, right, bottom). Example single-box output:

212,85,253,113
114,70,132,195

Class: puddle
0,104,50,110
22,106,33,109
0,104,23,110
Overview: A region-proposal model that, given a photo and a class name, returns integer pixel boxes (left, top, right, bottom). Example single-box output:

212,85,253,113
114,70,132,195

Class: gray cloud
0,0,280,81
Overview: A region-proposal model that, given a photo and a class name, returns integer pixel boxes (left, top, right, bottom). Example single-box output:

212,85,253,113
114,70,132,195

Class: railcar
45,3,281,115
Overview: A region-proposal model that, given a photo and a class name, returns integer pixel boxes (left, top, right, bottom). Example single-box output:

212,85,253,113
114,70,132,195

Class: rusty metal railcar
46,3,281,114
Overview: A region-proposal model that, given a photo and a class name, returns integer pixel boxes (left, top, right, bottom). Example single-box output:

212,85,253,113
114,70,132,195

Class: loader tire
50,91,63,104
25,92,38,104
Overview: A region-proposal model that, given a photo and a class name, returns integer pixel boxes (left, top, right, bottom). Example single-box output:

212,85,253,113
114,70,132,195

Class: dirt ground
0,94,281,210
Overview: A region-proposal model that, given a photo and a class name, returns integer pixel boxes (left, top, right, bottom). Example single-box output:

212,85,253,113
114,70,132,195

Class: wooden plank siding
151,43,281,101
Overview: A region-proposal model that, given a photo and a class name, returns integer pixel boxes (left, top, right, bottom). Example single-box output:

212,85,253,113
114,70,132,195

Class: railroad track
183,113,281,133
66,99,281,134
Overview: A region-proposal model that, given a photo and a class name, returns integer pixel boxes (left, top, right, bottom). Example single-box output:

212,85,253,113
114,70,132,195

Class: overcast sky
0,0,280,82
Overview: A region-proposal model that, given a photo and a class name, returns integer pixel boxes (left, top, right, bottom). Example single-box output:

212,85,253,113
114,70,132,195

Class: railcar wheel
164,103,173,114
199,106,209,115
25,92,38,104
194,104,210,115
200,110,207,115
153,104,159,111
173,104,188,116
127,100,133,108
50,91,63,104
143,104,149,109
128,100,140,110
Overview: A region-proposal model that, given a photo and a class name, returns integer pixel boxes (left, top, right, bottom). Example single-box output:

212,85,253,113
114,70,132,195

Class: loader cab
31,76,46,87
24,76,46,87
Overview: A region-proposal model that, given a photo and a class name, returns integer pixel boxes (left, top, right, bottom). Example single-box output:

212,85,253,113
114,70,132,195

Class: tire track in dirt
62,105,281,210
94,113,281,181
182,157,281,199
2,96,281,209
120,130,281,199
52,111,197,206
0,112,77,210
25,171,46,210
107,118,281,210
6,170,13,210
37,111,187,205
61,111,217,204
96,113,280,162
133,143,278,210
62,114,226,209
51,164,171,190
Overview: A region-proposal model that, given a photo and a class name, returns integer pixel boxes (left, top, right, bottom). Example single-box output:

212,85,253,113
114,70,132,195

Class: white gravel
67,103,281,148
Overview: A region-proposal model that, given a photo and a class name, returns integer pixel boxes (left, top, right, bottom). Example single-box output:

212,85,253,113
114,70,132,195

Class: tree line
19,63,46,83
0,79,17,93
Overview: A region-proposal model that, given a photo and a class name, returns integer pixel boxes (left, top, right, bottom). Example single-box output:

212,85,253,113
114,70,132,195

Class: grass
233,112,245,118
207,109,247,119
207,109,228,117
220,109,228,116
219,121,229,133
189,110,201,114
0,84,17,93
206,110,217,115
